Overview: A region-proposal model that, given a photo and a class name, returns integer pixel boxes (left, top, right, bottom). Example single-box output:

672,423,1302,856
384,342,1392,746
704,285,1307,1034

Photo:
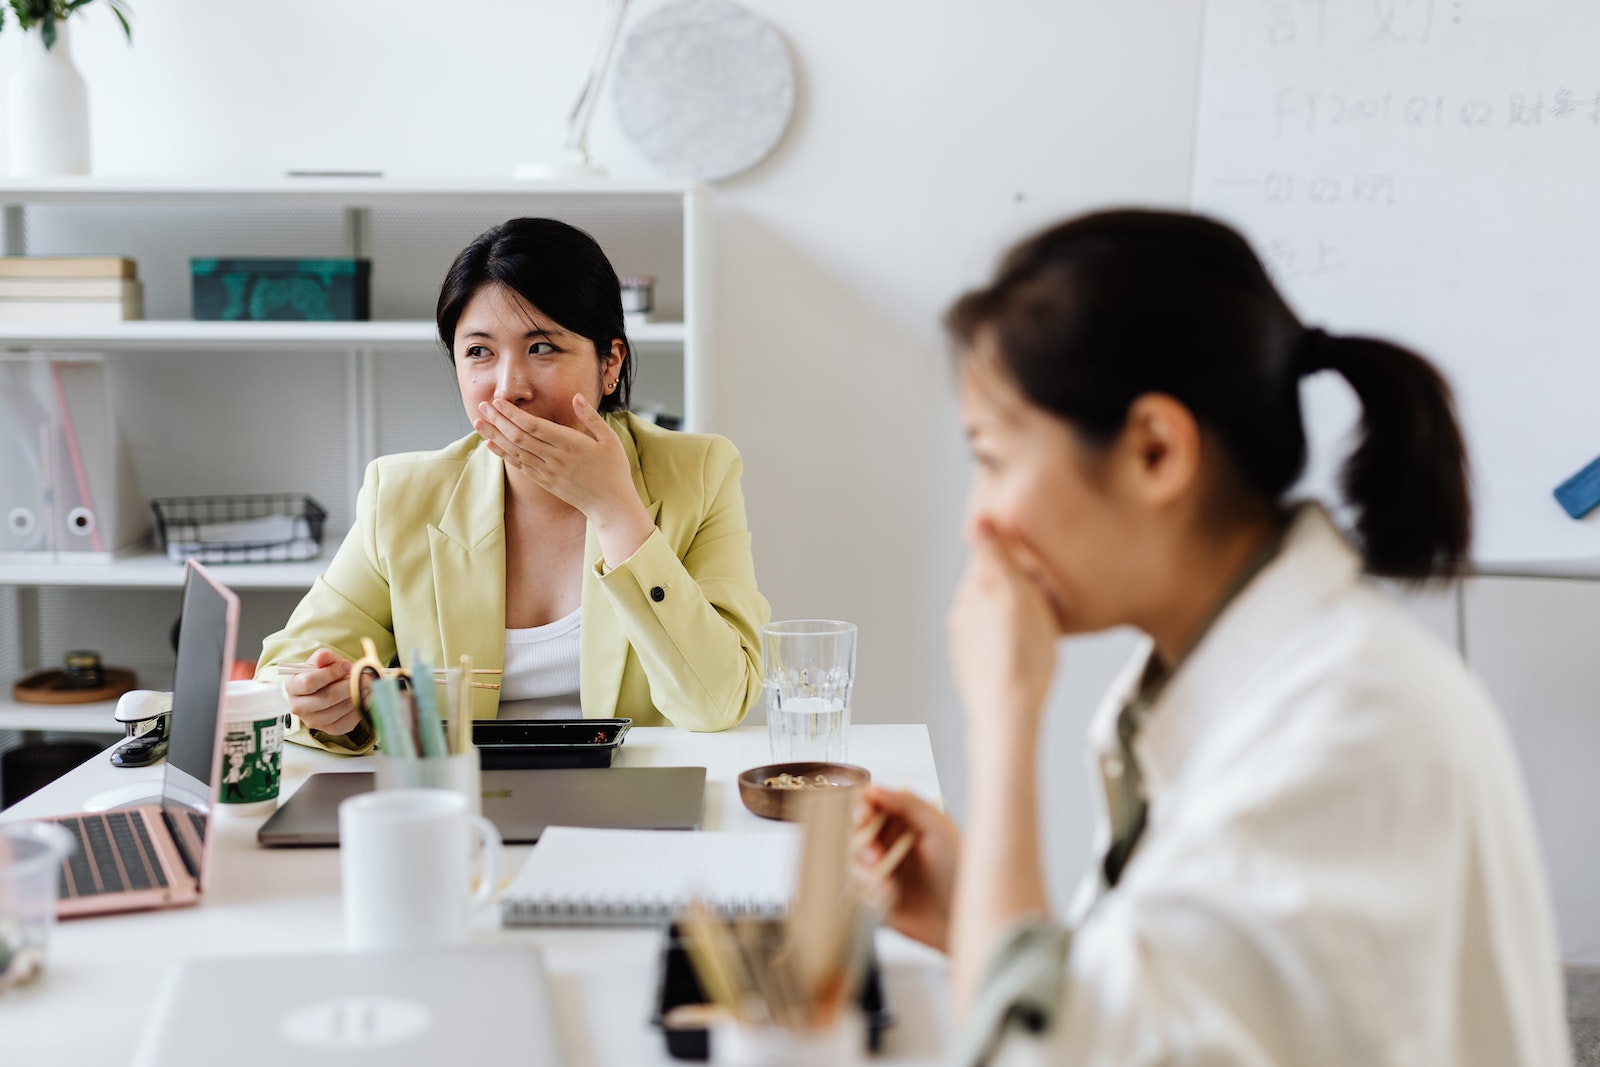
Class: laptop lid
159,559,240,886
130,944,565,1066
257,766,707,847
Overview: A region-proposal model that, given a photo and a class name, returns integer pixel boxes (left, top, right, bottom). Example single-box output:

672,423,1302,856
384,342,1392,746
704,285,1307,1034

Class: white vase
8,22,91,176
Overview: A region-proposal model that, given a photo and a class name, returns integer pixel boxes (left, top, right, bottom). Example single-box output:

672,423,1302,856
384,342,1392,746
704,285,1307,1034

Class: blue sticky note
1554,453,1600,519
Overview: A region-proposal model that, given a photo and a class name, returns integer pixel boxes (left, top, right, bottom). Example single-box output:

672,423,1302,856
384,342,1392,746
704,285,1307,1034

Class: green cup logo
221,715,285,805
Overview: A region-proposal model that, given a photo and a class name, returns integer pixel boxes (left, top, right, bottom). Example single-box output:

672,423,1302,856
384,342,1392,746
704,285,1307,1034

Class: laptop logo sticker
279,997,432,1049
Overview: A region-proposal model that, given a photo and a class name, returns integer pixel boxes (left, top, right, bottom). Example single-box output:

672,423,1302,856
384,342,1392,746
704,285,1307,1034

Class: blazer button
650,585,666,602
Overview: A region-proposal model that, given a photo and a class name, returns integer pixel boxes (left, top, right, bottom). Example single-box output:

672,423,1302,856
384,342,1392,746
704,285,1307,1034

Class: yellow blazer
257,412,770,753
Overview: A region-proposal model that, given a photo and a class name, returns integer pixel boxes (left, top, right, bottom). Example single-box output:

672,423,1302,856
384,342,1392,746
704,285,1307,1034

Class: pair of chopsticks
274,661,501,691
275,638,481,757
850,811,916,892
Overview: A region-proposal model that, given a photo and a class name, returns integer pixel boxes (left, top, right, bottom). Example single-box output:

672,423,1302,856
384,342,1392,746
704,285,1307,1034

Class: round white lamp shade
612,0,795,182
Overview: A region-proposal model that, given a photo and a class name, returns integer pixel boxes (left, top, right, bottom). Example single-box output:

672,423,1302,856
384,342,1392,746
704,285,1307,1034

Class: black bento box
471,718,631,769
651,922,895,1060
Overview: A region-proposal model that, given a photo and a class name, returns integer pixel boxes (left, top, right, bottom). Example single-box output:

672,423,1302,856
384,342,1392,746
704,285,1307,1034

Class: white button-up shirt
981,505,1570,1066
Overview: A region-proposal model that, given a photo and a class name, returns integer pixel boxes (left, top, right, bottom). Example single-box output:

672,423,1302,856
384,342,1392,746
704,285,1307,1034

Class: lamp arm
563,0,632,165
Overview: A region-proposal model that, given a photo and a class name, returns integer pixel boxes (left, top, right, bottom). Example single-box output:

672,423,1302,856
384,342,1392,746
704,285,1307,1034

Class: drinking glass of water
761,620,857,763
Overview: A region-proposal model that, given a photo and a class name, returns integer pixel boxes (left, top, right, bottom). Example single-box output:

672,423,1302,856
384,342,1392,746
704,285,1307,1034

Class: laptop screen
160,560,239,833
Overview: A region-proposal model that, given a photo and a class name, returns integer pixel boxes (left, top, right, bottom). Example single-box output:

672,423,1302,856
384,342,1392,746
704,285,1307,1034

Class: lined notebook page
501,827,801,926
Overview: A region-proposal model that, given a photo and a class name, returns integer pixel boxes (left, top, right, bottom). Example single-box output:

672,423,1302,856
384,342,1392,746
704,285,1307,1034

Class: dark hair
436,217,633,413
946,209,1471,581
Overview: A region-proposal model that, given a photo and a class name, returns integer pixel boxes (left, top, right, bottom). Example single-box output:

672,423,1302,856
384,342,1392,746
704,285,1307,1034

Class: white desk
0,724,952,1067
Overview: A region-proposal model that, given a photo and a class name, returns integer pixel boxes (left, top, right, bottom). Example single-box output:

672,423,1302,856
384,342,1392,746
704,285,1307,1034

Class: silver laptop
258,765,707,846
44,559,238,917
130,944,565,1066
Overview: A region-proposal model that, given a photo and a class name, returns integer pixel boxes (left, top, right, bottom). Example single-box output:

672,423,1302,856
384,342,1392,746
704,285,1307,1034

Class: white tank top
497,608,582,719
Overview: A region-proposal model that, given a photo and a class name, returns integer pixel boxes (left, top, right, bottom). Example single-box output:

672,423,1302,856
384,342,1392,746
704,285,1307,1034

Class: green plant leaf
8,0,35,32
2,0,135,42
102,0,131,41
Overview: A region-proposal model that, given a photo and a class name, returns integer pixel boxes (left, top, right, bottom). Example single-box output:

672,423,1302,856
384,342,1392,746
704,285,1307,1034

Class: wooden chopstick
732,921,798,1028
681,903,755,1023
848,812,886,857
861,829,916,891
272,661,499,675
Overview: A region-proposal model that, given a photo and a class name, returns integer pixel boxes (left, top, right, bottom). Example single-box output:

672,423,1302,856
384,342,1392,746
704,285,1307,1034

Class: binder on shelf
0,359,52,555
0,354,148,563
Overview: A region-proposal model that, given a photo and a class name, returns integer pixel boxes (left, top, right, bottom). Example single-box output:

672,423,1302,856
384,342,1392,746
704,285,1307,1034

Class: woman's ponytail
1306,333,1472,581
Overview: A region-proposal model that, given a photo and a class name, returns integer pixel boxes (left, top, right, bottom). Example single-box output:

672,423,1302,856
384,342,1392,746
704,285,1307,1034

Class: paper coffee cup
216,680,288,816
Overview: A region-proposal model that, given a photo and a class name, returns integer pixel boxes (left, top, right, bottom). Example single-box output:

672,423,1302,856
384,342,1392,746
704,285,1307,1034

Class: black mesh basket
150,494,328,564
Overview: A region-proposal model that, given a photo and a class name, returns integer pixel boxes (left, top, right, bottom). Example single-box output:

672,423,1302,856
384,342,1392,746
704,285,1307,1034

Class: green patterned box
191,258,371,321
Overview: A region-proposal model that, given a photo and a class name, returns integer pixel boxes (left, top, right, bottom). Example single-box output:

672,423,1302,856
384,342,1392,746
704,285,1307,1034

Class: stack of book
0,256,143,322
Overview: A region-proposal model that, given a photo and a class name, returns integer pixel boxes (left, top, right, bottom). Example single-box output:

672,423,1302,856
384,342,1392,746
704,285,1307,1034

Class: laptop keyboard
52,812,169,899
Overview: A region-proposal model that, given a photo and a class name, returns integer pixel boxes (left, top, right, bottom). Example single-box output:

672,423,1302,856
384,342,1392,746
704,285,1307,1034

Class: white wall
25,0,1205,821
16,0,1598,959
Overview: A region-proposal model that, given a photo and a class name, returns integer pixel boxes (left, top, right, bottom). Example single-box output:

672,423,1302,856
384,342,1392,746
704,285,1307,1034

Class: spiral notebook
501,826,800,926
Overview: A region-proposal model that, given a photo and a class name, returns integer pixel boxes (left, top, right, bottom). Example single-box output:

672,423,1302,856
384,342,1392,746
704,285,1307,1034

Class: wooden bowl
12,667,138,705
736,761,872,822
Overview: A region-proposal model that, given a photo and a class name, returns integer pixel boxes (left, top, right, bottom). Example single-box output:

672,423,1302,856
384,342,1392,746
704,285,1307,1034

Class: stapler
110,690,173,768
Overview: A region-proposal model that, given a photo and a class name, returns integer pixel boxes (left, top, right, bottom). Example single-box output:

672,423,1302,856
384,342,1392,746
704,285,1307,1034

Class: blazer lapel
429,441,506,719
580,413,661,718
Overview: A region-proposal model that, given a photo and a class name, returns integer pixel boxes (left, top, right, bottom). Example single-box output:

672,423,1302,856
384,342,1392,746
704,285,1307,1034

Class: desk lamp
513,0,631,179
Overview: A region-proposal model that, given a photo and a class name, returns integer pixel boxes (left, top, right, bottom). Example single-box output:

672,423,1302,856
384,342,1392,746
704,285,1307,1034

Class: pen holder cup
654,923,893,1061
373,749,481,817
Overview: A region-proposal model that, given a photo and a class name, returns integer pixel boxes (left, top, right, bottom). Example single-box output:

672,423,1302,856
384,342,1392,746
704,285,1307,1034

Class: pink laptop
43,559,239,917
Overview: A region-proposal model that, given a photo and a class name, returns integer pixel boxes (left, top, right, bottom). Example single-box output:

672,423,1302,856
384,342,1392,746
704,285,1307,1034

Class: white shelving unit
0,554,328,590
0,703,141,733
0,177,711,740
0,318,688,350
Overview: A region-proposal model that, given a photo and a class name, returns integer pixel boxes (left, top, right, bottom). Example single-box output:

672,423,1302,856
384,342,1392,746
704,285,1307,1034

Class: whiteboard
1192,0,1600,565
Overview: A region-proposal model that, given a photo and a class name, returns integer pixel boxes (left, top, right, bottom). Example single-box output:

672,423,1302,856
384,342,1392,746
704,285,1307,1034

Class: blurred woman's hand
947,523,1059,754
856,785,963,952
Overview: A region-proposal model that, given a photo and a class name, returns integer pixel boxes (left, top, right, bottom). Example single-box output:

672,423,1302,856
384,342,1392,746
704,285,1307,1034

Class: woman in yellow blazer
257,219,769,753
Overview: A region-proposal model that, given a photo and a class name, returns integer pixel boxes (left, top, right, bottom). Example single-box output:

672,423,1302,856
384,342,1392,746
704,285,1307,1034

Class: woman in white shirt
861,210,1570,1065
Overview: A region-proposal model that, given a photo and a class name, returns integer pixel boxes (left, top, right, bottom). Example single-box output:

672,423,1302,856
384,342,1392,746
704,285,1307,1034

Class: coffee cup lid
222,679,289,722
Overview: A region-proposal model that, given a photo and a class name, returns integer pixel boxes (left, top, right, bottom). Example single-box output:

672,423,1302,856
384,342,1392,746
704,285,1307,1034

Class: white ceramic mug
338,788,501,952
